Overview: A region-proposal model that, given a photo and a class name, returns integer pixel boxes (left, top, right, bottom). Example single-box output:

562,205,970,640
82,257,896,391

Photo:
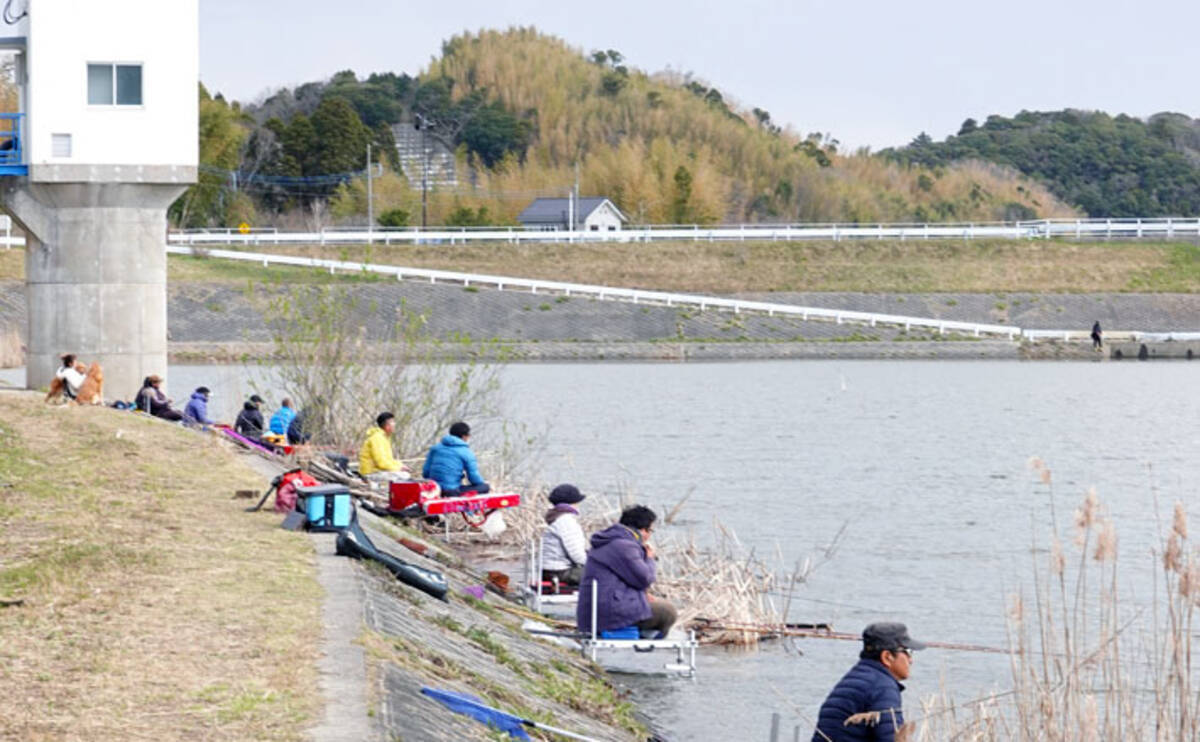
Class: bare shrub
258,285,506,457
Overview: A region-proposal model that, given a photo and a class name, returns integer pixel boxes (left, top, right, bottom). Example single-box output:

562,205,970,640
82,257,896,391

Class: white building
518,197,627,232
0,1,198,394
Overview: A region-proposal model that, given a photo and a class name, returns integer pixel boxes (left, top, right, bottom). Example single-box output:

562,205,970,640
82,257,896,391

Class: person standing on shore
1091,321,1103,350
811,622,925,742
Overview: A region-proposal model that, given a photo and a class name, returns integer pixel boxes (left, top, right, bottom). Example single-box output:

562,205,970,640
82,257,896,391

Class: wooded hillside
175,28,1074,228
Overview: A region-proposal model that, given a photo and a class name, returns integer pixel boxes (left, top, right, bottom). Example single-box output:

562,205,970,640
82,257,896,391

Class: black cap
249,394,264,404
548,483,585,505
196,386,210,395
862,622,926,652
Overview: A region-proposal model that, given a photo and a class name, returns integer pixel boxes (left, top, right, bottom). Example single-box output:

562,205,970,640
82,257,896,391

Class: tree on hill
883,110,1200,217
179,27,1078,227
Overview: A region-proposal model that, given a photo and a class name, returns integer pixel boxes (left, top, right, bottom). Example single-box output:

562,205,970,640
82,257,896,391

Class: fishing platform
524,533,698,677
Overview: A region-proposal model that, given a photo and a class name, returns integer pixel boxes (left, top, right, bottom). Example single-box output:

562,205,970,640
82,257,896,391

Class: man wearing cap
235,394,266,441
136,375,183,421
812,622,925,742
541,484,588,587
183,386,216,428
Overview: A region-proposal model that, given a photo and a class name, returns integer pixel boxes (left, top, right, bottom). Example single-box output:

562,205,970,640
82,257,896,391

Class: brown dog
74,363,104,405
44,360,87,403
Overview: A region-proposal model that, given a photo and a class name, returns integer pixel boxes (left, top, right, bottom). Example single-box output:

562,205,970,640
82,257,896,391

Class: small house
517,197,627,232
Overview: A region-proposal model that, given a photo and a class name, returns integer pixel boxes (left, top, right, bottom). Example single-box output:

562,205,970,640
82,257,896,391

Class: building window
87,63,142,106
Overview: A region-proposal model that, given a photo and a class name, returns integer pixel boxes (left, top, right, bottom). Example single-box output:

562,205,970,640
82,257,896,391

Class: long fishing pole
691,618,1012,654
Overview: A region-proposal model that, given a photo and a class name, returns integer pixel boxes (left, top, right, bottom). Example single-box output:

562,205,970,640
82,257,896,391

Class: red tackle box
388,479,440,512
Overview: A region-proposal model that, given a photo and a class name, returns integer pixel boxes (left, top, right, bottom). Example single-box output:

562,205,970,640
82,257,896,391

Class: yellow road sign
238,222,251,235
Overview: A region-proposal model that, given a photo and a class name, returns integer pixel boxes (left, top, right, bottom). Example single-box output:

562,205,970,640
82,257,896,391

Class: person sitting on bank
576,505,676,639
811,622,926,742
136,375,183,421
359,411,411,483
287,408,311,445
54,353,86,400
422,421,489,495
182,386,216,427
542,483,588,588
234,394,266,440
269,397,296,436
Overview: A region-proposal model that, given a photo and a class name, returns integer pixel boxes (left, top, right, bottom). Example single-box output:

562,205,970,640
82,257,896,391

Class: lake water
8,360,1197,740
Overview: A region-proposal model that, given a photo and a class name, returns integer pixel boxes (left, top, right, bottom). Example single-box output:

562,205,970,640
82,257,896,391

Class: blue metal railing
0,113,23,174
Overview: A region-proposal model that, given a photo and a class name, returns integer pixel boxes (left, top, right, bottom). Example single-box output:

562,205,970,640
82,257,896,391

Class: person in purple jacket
576,505,677,639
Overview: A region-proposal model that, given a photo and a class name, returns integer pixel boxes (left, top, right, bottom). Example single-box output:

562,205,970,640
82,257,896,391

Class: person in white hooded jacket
541,483,588,587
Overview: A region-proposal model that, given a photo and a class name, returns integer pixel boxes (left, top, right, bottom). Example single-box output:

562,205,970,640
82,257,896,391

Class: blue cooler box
297,483,352,531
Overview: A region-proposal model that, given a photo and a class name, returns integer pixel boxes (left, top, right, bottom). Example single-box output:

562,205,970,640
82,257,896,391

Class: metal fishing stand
579,580,698,677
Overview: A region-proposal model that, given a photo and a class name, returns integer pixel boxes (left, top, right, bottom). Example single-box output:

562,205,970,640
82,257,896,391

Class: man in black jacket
812,622,925,742
234,394,266,440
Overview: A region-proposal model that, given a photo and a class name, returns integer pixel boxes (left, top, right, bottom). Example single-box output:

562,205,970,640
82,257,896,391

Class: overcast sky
200,0,1200,150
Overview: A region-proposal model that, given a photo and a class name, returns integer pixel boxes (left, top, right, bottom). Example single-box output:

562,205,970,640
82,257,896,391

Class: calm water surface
8,360,1197,740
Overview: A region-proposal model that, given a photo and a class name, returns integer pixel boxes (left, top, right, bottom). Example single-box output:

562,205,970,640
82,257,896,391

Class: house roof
517,197,627,224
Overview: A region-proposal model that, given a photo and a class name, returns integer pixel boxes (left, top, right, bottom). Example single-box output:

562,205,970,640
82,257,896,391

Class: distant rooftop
518,197,626,224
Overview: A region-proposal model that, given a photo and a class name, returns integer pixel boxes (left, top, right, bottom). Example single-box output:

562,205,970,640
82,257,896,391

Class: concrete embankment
4,280,1200,361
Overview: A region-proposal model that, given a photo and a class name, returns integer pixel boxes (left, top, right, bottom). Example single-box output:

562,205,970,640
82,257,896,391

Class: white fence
166,218,1200,247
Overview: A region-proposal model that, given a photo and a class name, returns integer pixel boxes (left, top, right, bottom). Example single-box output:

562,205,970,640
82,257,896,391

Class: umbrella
420,687,603,741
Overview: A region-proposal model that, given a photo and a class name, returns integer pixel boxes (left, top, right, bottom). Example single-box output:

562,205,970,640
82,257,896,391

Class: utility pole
366,141,373,240
416,113,429,230
573,161,580,231
566,188,573,241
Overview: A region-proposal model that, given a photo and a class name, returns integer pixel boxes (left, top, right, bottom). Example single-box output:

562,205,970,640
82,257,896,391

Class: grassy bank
169,239,1200,293
0,394,321,740
4,240,1200,292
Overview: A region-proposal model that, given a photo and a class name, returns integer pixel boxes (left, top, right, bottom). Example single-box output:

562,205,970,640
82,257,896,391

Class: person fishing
234,394,266,441
359,411,411,483
136,375,183,421
811,622,925,742
269,397,296,435
541,483,588,588
422,421,490,496
576,505,676,639
182,386,217,428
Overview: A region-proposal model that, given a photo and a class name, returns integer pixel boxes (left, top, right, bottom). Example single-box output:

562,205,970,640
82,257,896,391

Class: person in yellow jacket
359,412,411,483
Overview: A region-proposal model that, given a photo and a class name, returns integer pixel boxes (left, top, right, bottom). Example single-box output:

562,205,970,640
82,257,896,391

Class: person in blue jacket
422,421,490,495
812,622,925,742
183,386,216,428
269,397,297,435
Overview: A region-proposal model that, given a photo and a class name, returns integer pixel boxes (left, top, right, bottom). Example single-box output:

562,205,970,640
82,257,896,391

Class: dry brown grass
0,393,322,741
0,247,20,280
160,240,1199,294
0,240,1195,293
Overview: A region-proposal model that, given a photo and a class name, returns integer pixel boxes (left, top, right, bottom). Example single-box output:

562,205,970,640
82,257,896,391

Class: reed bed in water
297,453,831,647
503,485,836,646
898,461,1200,740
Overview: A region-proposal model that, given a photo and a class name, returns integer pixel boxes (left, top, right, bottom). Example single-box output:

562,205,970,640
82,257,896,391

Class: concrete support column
5,182,185,396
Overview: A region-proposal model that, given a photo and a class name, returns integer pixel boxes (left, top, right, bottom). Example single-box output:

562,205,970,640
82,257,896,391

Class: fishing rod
690,618,1012,654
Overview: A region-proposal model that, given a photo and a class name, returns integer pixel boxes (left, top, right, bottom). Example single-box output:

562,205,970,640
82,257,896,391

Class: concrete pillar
4,181,185,397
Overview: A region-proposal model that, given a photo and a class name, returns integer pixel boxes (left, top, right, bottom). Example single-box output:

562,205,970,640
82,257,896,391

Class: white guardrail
165,244,1024,338
166,245,1200,343
166,218,1200,246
